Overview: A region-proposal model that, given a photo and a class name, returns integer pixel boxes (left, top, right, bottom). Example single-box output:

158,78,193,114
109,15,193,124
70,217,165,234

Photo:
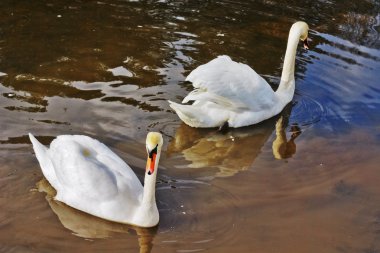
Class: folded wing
185,55,277,111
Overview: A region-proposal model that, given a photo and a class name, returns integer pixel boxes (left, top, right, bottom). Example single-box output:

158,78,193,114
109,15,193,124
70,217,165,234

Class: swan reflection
168,114,301,178
272,116,301,159
37,179,156,253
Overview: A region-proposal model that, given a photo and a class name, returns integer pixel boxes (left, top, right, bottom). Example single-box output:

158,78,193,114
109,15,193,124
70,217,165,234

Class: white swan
168,21,309,129
29,132,163,228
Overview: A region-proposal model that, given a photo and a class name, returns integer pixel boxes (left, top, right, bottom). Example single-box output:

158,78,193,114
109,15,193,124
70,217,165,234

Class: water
1,0,380,252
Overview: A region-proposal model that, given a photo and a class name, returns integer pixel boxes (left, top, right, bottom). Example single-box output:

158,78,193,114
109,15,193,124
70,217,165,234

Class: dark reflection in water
1,0,380,252
272,115,301,160
37,179,156,252
167,120,275,178
167,104,306,178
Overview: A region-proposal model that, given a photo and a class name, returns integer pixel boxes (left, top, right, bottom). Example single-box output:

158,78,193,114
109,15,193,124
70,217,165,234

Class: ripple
101,96,163,112
1,0,380,252
5,74,105,100
157,178,242,251
107,66,134,77
290,91,326,128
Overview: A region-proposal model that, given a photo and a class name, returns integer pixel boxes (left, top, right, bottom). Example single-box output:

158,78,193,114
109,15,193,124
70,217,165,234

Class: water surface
1,0,380,252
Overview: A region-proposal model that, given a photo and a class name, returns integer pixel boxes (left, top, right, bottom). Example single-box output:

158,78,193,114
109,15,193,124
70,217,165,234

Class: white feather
169,22,309,128
29,133,162,227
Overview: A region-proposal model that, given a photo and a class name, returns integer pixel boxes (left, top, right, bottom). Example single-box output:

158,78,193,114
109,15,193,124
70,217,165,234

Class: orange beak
146,145,158,175
146,153,156,175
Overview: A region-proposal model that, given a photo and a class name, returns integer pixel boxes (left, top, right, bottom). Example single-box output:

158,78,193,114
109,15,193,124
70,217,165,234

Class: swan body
169,21,309,128
29,132,163,228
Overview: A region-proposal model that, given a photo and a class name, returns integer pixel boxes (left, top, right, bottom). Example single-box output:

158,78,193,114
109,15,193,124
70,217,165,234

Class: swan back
186,55,277,112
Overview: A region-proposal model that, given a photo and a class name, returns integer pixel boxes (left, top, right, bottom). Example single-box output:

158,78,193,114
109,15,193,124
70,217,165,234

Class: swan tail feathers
182,89,247,109
29,133,48,157
168,101,209,128
168,101,199,127
29,133,58,187
168,101,227,128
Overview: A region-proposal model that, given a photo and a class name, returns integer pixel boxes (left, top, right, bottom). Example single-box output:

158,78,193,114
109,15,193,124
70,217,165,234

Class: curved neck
278,27,301,90
142,153,160,204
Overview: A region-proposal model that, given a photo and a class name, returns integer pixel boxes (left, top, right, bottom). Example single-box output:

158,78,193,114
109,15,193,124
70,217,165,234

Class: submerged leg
218,121,229,134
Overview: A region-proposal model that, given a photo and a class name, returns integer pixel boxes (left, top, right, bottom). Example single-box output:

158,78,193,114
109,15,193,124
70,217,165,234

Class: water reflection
272,116,301,159
1,0,380,252
168,106,302,178
337,11,380,48
37,179,157,253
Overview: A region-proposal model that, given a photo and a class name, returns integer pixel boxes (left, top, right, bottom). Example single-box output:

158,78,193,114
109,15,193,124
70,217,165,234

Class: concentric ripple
156,176,243,251
289,91,326,128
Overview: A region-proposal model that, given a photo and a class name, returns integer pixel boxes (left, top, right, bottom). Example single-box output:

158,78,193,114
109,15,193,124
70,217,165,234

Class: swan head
146,132,163,176
292,21,309,49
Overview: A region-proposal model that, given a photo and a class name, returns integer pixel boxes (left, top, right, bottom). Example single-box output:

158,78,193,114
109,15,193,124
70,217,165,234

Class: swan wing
182,89,245,109
186,55,277,111
48,135,142,202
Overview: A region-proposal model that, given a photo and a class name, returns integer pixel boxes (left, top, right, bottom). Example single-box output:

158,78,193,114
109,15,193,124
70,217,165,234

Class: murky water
1,0,380,252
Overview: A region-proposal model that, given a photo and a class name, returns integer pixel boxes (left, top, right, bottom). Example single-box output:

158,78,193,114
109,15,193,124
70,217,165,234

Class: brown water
1,0,380,252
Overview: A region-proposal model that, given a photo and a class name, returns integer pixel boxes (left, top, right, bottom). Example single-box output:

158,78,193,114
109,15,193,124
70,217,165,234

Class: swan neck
280,27,301,86
142,153,160,204
272,120,287,159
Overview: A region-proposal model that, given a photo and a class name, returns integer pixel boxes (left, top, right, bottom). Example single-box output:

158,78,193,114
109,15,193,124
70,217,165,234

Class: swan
168,21,309,129
29,132,163,228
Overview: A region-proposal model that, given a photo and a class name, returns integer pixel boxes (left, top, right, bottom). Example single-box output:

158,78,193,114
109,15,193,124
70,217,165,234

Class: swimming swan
168,21,309,129
29,132,163,228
